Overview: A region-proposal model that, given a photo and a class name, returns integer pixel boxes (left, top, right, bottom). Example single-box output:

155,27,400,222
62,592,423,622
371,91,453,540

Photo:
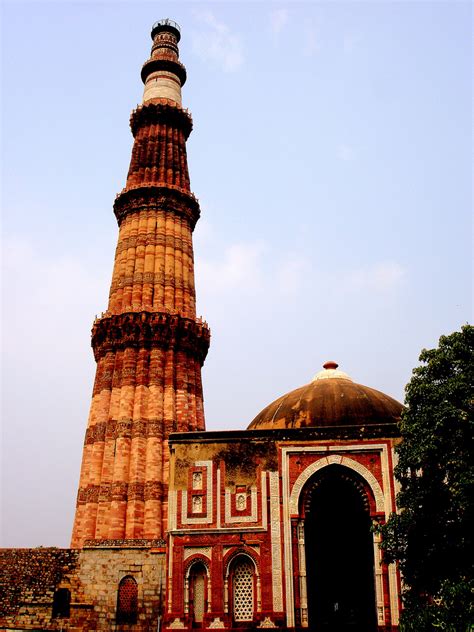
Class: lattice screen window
232,560,254,622
116,575,138,624
192,569,206,623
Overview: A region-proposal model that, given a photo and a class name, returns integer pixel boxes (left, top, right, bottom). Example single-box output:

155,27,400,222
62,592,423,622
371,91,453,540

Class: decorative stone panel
181,461,213,525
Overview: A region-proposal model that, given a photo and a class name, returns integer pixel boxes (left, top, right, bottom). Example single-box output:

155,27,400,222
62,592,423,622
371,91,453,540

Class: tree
378,325,474,631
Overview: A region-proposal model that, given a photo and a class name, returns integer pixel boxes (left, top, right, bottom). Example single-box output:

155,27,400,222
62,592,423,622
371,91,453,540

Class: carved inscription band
114,234,193,259
83,538,166,548
84,419,166,444
76,481,166,505
109,272,191,295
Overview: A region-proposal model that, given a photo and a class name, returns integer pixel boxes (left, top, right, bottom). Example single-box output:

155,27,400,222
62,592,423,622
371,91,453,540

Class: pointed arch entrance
300,465,377,632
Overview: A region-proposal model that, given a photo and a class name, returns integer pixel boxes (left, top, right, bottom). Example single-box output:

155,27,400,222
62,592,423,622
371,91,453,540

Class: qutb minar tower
71,19,210,548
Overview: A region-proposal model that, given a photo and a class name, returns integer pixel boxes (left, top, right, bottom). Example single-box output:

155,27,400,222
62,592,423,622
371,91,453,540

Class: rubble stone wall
0,547,165,631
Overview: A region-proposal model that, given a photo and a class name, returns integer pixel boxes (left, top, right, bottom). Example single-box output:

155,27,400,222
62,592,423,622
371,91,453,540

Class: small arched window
52,587,71,618
232,557,255,623
116,575,138,625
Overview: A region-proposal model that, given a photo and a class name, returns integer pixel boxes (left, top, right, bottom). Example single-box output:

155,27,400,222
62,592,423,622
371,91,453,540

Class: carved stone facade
163,428,401,632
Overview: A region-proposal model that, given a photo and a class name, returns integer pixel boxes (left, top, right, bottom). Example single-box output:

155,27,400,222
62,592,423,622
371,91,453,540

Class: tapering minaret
71,20,210,548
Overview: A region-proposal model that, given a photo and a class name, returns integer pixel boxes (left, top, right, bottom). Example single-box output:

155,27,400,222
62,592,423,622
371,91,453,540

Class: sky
1,1,472,547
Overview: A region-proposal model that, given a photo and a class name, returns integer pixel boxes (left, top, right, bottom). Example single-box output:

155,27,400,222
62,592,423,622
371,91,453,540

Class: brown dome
248,362,403,430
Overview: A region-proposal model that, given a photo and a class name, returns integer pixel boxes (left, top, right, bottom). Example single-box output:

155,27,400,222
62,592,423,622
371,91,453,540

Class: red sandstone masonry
164,433,401,632
71,22,209,549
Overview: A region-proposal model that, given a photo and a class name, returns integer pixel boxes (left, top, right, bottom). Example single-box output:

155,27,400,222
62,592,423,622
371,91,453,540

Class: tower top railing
151,19,181,41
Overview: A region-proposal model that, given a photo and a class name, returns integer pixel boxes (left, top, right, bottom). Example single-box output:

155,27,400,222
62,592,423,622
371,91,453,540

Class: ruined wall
0,548,80,628
0,547,165,631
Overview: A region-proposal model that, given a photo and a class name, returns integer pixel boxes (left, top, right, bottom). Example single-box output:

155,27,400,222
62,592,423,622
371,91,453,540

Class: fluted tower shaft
71,21,209,548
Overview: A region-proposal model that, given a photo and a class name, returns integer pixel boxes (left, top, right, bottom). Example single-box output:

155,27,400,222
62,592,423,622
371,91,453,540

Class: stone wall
0,547,165,631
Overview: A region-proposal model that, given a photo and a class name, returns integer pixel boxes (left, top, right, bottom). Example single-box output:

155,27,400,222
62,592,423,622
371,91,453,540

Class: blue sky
1,1,472,547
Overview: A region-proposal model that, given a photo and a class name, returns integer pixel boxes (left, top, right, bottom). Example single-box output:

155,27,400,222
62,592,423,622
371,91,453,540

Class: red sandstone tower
71,20,209,548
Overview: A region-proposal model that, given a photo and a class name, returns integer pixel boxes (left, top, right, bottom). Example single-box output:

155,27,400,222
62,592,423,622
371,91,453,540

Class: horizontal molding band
91,310,210,364
130,100,193,138
113,184,200,228
141,57,187,86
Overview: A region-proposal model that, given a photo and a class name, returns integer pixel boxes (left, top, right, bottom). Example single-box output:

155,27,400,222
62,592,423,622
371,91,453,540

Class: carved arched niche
184,557,211,622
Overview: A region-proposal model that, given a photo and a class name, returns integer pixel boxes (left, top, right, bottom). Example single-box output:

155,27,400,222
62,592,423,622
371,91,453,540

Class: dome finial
312,361,352,382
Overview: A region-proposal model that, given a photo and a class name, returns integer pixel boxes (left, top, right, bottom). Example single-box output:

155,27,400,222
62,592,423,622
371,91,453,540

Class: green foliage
378,325,474,631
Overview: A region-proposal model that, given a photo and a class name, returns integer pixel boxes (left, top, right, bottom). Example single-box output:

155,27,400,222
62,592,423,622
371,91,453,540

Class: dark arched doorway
303,466,377,632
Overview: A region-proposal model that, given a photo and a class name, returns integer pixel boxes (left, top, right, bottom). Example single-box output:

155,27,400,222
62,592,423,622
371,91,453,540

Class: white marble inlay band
168,489,177,531
373,529,386,624
269,471,283,612
388,562,400,625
